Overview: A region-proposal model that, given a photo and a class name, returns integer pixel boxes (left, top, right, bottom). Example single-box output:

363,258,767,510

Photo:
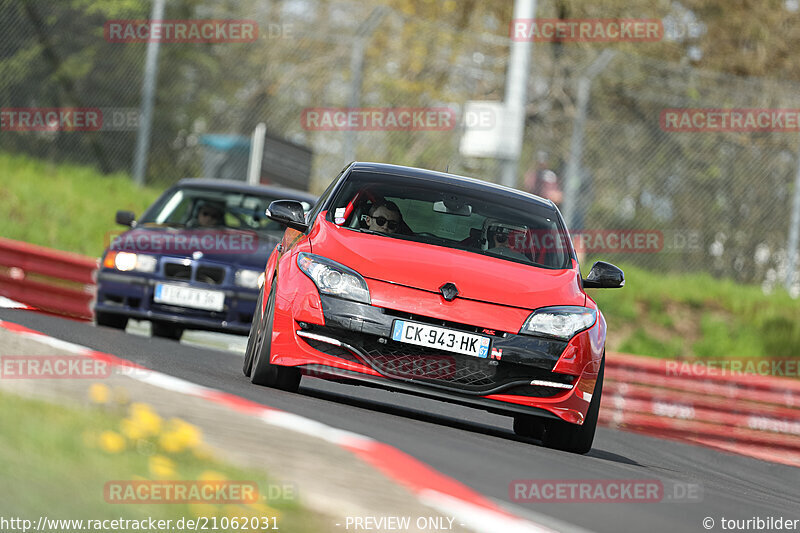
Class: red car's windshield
327,172,572,269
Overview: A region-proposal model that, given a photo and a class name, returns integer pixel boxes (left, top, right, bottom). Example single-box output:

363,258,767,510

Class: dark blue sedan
94,179,317,340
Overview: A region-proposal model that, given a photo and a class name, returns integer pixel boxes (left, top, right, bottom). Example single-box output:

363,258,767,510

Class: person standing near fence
523,150,563,206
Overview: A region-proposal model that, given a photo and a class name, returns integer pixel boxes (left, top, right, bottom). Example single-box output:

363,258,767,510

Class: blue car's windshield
139,187,312,235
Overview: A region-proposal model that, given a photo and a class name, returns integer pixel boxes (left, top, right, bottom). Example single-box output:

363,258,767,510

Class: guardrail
0,237,97,320
601,352,800,467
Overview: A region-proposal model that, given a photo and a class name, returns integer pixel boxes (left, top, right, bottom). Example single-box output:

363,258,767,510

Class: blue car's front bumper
95,270,258,335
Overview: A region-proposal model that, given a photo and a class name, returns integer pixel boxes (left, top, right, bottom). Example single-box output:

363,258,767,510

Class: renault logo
439,283,459,301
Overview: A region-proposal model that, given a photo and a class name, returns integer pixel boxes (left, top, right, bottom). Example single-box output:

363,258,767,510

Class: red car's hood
310,220,585,310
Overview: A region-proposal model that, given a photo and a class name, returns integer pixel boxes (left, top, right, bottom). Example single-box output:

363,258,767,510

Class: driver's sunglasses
494,228,511,243
200,210,220,218
372,216,399,230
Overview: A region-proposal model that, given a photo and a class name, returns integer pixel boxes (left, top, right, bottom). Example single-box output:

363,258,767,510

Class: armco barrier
1,237,799,465
601,352,800,467
0,237,97,320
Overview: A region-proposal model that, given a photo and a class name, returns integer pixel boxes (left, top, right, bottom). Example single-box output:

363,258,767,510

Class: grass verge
0,152,160,258
0,389,323,532
589,263,800,359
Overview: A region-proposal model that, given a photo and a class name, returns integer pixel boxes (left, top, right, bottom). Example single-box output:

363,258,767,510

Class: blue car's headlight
521,306,597,340
235,269,262,289
104,251,157,273
297,252,370,304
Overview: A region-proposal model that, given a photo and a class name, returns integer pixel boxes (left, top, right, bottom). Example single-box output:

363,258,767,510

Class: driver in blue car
195,201,225,228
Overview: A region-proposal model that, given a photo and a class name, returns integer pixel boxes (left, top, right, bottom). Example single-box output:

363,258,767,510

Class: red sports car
243,162,623,453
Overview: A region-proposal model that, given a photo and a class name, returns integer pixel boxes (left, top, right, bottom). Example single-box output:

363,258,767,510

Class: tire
242,287,264,377
95,311,128,330
513,414,546,440
151,321,184,341
541,358,604,454
250,279,301,392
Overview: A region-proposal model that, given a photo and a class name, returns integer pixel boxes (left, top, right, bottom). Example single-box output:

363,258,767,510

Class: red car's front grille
300,326,572,395
357,338,496,387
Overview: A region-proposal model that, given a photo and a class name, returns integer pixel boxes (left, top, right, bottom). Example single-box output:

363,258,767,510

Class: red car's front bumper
266,259,605,425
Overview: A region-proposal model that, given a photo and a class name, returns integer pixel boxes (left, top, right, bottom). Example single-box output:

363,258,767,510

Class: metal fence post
342,6,388,165
132,0,165,187
562,50,615,229
499,0,536,188
786,134,800,292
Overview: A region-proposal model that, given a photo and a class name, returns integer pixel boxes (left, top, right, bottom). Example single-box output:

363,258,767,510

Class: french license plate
391,320,491,358
154,284,225,312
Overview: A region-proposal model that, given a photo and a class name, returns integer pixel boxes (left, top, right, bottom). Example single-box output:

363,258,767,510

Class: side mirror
266,200,308,232
583,261,624,289
116,210,136,227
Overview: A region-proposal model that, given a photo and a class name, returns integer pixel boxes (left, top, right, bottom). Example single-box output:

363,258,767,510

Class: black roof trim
175,178,317,203
349,162,554,208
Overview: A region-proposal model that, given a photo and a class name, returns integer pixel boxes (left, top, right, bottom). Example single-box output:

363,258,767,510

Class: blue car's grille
164,263,191,280
196,265,225,285
162,261,226,286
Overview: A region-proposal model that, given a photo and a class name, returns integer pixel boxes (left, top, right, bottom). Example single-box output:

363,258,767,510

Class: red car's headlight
520,306,596,340
297,252,370,304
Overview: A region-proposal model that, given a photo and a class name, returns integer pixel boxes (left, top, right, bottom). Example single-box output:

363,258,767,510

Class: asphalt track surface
2,308,798,533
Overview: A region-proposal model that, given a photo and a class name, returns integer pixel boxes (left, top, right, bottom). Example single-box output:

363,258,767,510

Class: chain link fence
1,0,798,292
519,51,800,292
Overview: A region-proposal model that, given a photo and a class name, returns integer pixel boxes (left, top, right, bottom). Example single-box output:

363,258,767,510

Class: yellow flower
121,418,146,440
159,418,203,453
98,431,125,453
148,454,176,478
88,383,110,404
199,470,227,482
192,446,214,460
123,403,162,439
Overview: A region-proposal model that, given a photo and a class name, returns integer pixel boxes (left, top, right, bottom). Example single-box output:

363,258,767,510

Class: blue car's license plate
154,283,225,312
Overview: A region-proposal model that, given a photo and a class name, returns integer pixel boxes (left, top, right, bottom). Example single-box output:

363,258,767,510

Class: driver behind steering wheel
483,220,529,261
192,200,226,228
